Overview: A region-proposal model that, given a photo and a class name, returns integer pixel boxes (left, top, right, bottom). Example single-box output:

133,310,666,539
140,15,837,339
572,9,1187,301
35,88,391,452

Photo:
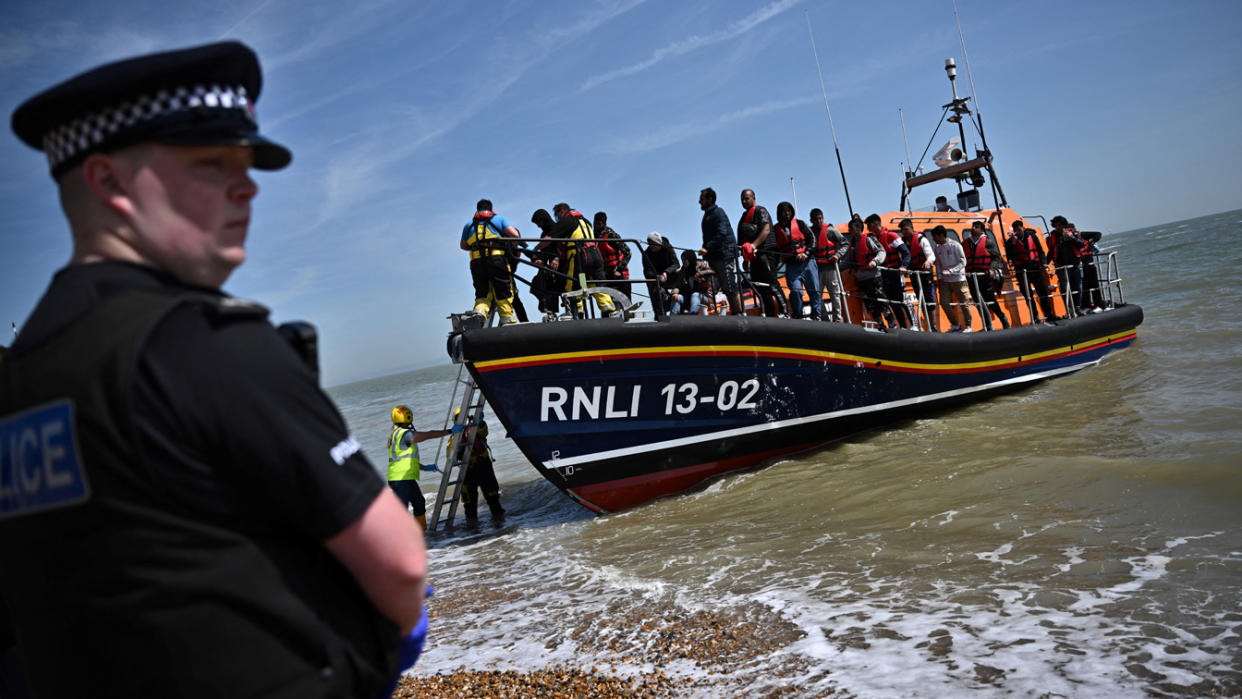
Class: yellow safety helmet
391,405,414,425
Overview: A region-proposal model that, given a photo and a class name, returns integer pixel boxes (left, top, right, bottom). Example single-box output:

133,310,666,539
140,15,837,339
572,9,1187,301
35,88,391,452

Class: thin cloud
305,0,649,227
247,264,320,307
579,0,801,93
596,95,819,155
0,24,163,75
217,0,277,40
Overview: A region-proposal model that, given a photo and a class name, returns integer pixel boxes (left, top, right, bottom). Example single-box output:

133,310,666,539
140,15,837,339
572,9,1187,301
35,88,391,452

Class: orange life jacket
773,219,808,261
813,223,840,263
965,234,993,273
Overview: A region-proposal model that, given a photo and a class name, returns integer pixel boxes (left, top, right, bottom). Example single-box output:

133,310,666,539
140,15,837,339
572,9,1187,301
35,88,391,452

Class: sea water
328,209,1242,696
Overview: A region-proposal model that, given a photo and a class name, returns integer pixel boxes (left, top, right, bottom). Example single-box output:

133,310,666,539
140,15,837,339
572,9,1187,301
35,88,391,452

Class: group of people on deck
461,189,1107,330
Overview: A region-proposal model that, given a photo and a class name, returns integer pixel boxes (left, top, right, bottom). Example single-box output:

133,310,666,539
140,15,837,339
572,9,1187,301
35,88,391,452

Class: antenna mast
899,108,914,211
953,0,981,114
805,10,853,218
951,0,1008,208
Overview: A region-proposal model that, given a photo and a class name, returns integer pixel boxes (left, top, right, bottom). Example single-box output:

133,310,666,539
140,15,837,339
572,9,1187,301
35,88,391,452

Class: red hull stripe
475,330,1138,376
568,438,828,512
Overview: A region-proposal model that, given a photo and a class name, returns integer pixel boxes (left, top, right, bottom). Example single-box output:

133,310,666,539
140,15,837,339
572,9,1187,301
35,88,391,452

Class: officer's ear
80,152,133,217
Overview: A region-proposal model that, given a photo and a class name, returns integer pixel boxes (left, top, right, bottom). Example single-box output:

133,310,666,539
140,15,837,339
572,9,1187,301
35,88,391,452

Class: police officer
388,404,460,530
0,42,426,698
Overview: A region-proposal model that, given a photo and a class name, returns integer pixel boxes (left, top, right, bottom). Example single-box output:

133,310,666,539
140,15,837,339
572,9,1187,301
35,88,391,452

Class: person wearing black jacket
810,209,849,323
1046,215,1084,312
642,232,681,316
1004,219,1058,322
773,201,822,320
698,188,742,315
533,203,616,318
866,213,912,329
737,189,785,317
963,220,1010,330
1077,226,1105,312
529,209,565,317
593,211,632,298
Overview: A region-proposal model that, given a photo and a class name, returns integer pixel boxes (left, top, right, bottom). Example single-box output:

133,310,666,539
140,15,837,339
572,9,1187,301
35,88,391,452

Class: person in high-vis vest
388,405,461,530
460,198,521,324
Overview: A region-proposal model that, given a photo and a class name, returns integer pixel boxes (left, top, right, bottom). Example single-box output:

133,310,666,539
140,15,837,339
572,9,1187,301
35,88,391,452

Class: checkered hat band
41,84,255,171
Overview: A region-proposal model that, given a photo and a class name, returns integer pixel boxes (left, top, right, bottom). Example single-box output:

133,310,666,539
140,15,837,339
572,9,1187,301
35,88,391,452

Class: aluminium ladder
426,312,491,531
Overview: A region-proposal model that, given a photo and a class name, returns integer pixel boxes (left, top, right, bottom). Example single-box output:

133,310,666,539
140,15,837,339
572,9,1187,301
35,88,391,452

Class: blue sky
3,0,1240,385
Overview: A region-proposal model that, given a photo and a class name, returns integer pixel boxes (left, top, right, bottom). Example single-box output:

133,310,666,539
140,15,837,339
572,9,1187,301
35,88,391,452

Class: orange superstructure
763,207,1074,333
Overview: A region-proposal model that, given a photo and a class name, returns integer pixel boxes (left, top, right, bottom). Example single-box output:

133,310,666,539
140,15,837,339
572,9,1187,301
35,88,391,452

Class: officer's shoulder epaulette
197,295,271,321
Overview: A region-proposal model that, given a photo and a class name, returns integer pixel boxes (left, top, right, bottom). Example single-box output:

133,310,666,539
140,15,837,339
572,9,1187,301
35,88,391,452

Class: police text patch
0,400,90,519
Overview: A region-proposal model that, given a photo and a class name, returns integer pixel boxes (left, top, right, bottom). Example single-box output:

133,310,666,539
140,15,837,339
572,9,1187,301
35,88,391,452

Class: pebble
402,591,831,697
392,666,690,698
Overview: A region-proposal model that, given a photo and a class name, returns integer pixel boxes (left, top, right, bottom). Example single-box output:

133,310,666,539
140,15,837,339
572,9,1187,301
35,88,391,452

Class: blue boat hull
456,305,1142,512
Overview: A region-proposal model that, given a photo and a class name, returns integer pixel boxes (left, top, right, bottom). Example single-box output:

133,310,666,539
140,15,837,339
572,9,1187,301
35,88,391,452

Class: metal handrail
479,231,1127,331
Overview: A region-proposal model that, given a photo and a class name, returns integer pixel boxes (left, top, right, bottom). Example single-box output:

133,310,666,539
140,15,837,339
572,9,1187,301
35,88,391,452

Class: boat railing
1009,267,1058,322
906,269,935,330
1046,251,1123,317
964,270,1012,331
499,235,659,320
1099,251,1125,308
489,233,1126,330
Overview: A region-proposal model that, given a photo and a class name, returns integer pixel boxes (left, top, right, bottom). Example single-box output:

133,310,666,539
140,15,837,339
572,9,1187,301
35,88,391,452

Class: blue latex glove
420,462,439,473
379,585,433,698
450,422,465,434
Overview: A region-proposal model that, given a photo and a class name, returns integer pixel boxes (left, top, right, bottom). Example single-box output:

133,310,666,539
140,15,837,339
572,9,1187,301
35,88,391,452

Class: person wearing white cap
642,232,681,317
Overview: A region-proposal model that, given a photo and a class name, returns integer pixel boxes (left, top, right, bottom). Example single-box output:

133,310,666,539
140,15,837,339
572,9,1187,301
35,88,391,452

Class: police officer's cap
12,40,291,179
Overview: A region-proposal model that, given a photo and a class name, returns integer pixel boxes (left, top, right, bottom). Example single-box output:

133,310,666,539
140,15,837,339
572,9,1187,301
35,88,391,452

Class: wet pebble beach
398,585,824,697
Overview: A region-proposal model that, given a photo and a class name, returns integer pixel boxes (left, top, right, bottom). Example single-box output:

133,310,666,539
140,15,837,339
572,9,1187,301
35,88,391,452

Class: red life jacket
877,228,903,268
906,232,929,269
1046,229,1083,264
852,232,878,268
965,234,993,272
1017,234,1044,266
813,223,839,263
1071,228,1094,259
773,219,808,261
598,229,629,278
739,206,766,247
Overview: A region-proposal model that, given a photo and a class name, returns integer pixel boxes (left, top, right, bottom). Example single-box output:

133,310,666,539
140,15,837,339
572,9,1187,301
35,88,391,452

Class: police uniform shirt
1,261,393,697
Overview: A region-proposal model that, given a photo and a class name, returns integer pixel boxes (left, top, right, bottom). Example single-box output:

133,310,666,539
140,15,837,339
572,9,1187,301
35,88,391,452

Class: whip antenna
899,109,914,213
951,0,1008,208
899,108,914,174
805,10,853,218
953,0,981,114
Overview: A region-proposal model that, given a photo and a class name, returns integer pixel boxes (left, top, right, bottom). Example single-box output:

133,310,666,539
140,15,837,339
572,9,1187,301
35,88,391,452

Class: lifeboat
443,60,1143,514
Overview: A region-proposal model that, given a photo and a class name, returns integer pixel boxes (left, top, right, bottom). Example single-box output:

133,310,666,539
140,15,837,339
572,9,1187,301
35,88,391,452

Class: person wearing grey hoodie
931,225,974,332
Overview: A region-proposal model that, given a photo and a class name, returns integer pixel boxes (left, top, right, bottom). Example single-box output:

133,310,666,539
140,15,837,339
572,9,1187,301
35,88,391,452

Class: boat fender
446,332,465,364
